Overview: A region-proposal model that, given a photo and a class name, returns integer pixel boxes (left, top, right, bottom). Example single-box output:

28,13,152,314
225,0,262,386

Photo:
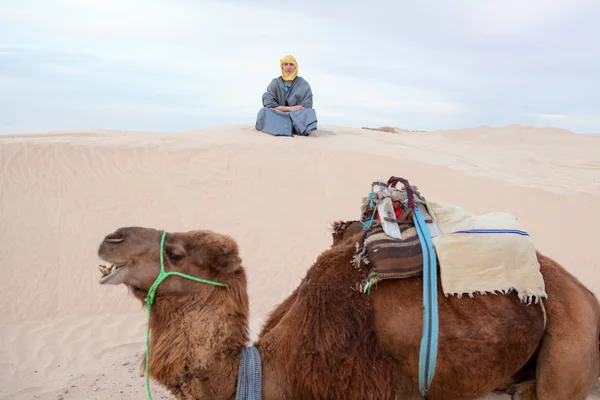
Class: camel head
96,227,242,302
330,220,364,246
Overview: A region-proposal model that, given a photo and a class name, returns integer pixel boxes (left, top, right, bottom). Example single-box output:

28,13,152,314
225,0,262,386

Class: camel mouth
97,262,128,285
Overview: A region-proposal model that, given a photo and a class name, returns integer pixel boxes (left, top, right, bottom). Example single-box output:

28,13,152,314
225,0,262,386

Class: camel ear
218,254,242,273
331,220,344,232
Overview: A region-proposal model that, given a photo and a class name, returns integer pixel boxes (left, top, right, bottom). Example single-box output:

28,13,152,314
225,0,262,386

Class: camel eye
165,249,181,263
164,244,185,263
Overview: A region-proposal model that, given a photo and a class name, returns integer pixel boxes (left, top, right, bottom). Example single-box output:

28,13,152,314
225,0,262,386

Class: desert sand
1,123,599,399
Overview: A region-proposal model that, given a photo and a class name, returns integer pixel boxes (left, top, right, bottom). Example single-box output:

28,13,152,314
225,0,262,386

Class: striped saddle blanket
352,219,428,292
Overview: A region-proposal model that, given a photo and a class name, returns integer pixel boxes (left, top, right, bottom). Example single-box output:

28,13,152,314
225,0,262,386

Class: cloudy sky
1,0,599,134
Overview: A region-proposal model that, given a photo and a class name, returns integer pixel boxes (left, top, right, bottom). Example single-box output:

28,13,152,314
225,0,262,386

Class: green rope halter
143,230,228,399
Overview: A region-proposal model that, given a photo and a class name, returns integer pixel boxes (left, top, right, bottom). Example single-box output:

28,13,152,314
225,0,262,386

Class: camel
95,224,600,399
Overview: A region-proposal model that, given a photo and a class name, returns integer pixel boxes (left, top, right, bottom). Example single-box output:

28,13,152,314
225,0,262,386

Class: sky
1,0,599,134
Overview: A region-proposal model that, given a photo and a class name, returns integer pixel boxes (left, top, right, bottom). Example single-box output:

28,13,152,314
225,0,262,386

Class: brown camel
96,224,600,399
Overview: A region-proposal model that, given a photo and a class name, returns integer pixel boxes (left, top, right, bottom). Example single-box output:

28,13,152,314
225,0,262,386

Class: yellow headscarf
280,55,298,81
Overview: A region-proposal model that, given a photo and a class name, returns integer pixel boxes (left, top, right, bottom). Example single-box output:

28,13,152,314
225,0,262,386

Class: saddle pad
427,200,547,303
352,222,423,286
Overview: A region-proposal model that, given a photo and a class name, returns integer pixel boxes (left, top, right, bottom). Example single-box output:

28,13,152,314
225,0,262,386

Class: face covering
280,55,298,81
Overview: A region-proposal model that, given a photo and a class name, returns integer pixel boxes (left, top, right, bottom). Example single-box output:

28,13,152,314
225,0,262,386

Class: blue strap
413,205,439,397
361,192,377,231
235,346,263,400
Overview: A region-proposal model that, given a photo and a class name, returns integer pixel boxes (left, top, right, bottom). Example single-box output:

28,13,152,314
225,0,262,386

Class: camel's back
257,238,554,399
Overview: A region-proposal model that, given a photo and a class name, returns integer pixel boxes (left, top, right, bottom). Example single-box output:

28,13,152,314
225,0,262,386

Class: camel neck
147,292,250,399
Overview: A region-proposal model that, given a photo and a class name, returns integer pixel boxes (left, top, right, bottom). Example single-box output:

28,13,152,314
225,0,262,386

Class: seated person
255,55,318,136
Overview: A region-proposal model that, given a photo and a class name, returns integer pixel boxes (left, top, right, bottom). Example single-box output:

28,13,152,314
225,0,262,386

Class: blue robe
255,76,318,137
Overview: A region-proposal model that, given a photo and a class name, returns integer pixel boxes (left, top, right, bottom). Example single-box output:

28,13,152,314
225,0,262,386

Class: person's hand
271,105,304,112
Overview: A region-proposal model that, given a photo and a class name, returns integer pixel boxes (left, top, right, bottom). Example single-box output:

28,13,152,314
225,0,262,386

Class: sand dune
0,124,599,399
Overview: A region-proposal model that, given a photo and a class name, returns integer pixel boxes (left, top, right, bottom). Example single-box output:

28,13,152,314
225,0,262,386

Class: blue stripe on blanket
451,229,530,236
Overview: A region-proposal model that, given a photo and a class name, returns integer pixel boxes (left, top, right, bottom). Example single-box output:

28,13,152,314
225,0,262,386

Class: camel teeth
98,264,122,277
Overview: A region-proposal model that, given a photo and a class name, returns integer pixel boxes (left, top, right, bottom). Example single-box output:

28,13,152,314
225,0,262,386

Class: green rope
364,274,379,293
144,231,228,399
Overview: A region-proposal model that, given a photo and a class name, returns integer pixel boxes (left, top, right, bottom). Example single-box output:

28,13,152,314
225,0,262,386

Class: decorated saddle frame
353,176,440,292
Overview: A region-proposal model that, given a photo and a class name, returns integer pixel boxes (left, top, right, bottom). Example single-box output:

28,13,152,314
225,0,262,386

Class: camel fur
95,224,600,399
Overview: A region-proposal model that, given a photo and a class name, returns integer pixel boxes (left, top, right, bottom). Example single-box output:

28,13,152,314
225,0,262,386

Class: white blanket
426,200,547,303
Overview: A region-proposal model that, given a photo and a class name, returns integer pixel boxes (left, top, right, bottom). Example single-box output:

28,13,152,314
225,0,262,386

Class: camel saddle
352,176,441,396
352,176,440,291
